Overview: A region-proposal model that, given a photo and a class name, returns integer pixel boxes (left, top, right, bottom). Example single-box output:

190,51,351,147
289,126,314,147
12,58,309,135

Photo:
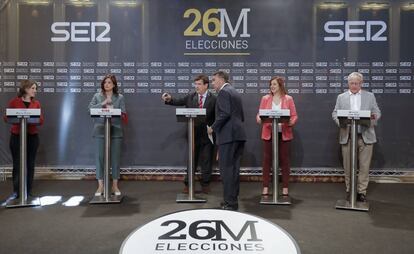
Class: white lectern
89,108,123,204
6,108,41,208
335,109,371,212
259,109,291,205
175,108,207,203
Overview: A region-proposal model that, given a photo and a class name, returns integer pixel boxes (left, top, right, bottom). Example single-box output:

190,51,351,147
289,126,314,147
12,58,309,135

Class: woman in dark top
5,80,44,198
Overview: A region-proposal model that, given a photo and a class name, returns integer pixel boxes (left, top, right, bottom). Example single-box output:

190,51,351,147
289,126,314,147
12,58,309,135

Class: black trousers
10,133,39,195
184,139,214,187
218,141,245,206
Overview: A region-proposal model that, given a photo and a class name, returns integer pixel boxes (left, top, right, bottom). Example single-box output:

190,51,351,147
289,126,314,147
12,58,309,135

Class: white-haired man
332,72,381,202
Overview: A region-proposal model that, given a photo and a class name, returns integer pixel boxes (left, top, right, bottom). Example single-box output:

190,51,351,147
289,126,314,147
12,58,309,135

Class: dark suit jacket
166,91,216,143
212,84,246,145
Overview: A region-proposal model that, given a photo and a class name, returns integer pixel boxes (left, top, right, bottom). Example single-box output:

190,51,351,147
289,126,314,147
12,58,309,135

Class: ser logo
51,22,110,42
324,21,387,41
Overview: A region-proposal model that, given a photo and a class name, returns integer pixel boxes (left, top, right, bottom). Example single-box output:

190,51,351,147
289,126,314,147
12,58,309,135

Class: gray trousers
95,137,122,180
341,136,373,195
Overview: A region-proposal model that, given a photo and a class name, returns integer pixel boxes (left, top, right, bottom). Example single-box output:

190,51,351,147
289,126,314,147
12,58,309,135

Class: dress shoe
221,203,238,211
357,193,367,202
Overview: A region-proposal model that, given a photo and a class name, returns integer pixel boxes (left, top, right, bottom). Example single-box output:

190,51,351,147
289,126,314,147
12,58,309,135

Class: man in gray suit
332,72,381,202
208,71,246,210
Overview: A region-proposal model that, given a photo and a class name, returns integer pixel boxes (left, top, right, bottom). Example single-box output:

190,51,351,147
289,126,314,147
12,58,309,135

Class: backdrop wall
0,0,413,174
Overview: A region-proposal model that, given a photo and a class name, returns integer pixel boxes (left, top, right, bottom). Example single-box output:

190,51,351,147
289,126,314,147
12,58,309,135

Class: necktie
199,95,203,108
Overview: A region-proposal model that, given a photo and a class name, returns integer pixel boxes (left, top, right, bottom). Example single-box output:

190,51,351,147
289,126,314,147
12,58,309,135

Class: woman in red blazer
4,80,44,198
256,76,298,196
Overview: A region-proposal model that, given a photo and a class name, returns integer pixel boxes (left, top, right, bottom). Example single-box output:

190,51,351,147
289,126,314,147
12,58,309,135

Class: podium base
260,195,291,205
176,193,206,203
6,196,41,208
89,194,124,204
335,199,369,212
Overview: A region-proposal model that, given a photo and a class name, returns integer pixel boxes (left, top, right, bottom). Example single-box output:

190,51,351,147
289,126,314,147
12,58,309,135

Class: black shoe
221,203,238,211
357,193,367,202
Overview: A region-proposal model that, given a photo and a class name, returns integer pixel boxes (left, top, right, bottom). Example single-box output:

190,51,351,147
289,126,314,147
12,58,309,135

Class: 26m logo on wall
183,8,251,55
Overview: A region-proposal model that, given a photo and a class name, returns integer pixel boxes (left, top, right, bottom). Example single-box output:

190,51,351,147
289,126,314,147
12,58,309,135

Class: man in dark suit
208,71,246,210
162,75,216,194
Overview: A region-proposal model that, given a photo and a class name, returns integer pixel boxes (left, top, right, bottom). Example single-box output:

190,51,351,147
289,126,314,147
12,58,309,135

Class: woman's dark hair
269,76,287,96
18,80,37,98
100,74,118,94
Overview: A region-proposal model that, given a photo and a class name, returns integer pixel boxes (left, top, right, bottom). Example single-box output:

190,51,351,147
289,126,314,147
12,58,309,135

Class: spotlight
39,196,62,206
360,2,390,10
318,2,348,9
62,196,85,207
111,1,139,8
21,0,51,5
67,0,95,7
402,2,414,11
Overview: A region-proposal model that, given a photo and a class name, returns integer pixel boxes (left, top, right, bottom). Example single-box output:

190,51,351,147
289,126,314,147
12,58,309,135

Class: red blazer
4,97,44,135
257,94,298,141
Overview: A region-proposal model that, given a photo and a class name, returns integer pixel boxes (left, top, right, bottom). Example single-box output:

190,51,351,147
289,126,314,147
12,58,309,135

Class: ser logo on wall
324,21,387,42
51,22,111,42
183,8,251,54
120,209,300,254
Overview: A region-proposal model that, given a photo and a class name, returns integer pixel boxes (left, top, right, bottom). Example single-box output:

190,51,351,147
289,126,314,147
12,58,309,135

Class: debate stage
0,180,413,254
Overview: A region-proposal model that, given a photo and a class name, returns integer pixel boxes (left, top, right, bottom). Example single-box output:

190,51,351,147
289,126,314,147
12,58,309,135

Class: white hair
348,72,363,82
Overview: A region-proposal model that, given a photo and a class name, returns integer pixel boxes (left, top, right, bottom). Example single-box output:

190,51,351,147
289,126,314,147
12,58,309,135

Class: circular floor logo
120,209,300,254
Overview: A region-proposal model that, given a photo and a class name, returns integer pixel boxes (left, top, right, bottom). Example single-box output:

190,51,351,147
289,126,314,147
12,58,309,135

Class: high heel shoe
95,187,103,196
261,187,270,196
112,188,122,196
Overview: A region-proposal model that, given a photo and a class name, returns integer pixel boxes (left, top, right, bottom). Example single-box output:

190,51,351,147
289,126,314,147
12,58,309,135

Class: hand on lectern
162,93,172,102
